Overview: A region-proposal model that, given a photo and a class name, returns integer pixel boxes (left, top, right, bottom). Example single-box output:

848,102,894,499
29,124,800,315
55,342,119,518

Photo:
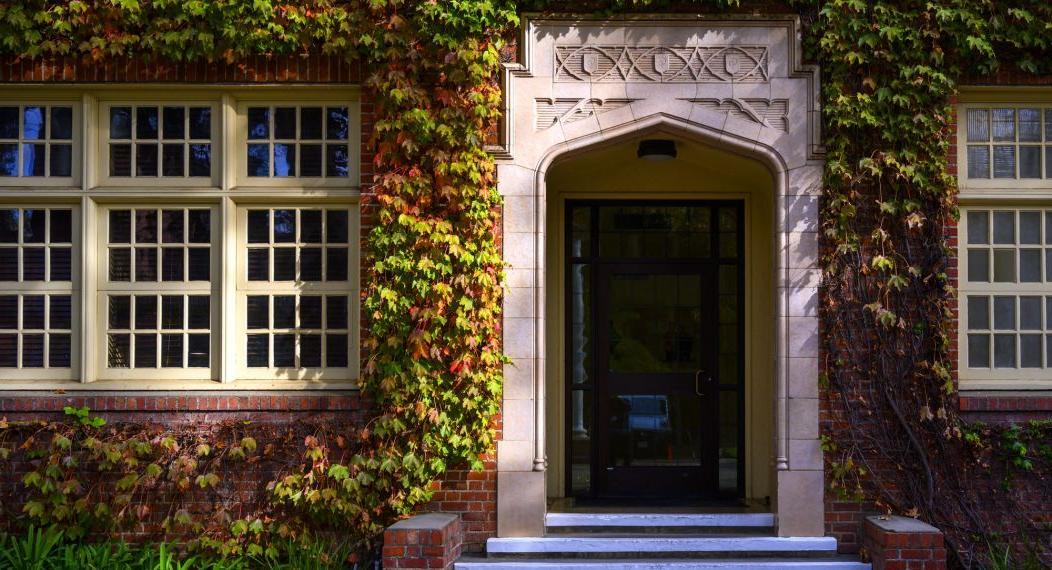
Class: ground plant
0,1,1049,568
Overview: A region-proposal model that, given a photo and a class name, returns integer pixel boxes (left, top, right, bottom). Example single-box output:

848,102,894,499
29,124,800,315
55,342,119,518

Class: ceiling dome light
637,139,677,161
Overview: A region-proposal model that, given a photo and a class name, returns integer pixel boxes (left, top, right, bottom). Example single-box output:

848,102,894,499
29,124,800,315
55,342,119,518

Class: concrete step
545,513,775,535
456,557,871,569
485,536,840,559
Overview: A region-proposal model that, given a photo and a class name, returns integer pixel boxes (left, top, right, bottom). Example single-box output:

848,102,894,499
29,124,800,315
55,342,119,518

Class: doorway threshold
548,497,770,514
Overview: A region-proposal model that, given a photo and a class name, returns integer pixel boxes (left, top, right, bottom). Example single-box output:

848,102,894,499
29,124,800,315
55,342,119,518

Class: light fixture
637,139,677,161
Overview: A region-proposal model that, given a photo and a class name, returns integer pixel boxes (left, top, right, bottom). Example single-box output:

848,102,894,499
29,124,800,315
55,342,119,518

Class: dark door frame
563,199,746,502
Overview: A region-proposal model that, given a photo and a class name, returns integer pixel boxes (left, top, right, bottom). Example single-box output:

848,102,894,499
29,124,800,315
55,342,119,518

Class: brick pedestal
863,515,946,570
383,513,463,569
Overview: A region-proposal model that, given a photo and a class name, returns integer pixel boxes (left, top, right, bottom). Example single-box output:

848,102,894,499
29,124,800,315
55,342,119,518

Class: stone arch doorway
494,16,823,537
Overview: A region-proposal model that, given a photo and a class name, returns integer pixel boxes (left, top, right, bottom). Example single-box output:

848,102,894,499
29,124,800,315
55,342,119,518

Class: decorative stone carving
554,46,769,83
686,98,790,132
535,98,636,130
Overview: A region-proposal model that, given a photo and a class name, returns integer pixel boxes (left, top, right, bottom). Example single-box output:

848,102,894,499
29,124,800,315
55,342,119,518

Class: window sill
959,391,1052,415
0,379,359,391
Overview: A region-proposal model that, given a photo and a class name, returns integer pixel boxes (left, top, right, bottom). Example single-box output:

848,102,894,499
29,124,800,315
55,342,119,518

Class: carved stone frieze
685,98,790,132
554,45,769,83
535,98,636,130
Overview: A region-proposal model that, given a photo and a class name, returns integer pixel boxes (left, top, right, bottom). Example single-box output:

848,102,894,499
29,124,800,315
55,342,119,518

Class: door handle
695,370,704,396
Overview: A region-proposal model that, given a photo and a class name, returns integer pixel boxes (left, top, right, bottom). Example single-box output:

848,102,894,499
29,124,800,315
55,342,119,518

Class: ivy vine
0,1,1051,567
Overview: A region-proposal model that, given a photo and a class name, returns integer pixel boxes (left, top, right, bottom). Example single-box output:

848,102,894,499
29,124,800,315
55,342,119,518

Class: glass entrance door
565,201,744,500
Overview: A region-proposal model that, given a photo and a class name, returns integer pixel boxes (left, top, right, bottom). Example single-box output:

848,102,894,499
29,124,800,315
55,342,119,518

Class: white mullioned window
0,88,359,389
235,206,357,380
961,104,1052,187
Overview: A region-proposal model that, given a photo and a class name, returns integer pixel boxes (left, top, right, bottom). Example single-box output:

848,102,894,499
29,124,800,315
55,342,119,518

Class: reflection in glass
110,107,132,139
22,144,44,176
326,144,349,177
570,389,592,495
274,143,295,177
247,108,269,139
22,107,45,140
570,263,592,385
136,107,158,139
608,273,701,373
247,143,269,176
0,144,16,176
599,206,711,258
327,107,349,139
189,107,211,139
608,394,700,467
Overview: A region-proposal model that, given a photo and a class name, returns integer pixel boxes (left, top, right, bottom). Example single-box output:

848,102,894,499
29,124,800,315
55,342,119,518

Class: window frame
97,99,222,188
0,100,82,188
234,101,360,188
958,205,1052,390
0,86,361,390
234,204,360,381
0,203,81,380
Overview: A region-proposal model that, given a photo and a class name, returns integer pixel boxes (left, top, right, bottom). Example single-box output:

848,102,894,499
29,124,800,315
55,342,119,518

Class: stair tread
486,535,839,554
545,513,775,527
457,556,870,569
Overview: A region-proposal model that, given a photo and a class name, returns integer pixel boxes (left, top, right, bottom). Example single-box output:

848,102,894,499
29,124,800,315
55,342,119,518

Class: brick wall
383,513,463,570
863,516,947,570
0,54,500,554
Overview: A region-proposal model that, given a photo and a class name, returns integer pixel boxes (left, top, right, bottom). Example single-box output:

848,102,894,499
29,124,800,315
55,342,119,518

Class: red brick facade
0,53,499,553
863,516,947,570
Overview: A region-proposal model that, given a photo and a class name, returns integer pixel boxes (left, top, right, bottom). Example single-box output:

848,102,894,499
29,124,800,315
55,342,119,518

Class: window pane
301,108,323,139
248,210,269,243
301,248,322,281
326,296,348,329
326,248,348,281
49,334,71,367
50,107,73,139
1020,146,1041,179
135,296,157,329
0,334,16,366
1020,296,1042,330
108,334,130,367
110,143,132,176
109,248,131,281
273,143,295,176
0,296,14,328
967,211,989,244
22,143,45,176
993,211,1015,244
188,334,209,367
135,248,157,281
0,210,16,242
23,209,45,243
301,210,322,243
188,248,210,281
247,143,269,176
162,144,184,176
273,333,295,367
50,247,71,281
1029,335,1049,368
326,334,348,367
49,296,71,329
273,248,296,280
110,210,131,243
162,107,185,139
161,248,184,281
1047,147,1052,179
247,334,269,367
994,334,1016,368
188,210,210,243
1020,249,1041,282
247,107,269,139
109,295,131,329
22,296,44,329
327,107,349,140
247,249,269,280
273,209,296,242
0,249,15,280
326,210,349,243
993,249,1016,282
0,144,15,176
247,296,269,329
189,107,210,139
993,145,1016,178
135,333,157,367
161,333,183,367
1020,211,1041,244
1018,108,1041,142
162,210,184,243
50,144,72,177
300,296,322,328
301,334,321,367
992,108,1014,141
274,295,295,328
162,296,183,329
993,296,1016,330
326,144,349,177
22,334,43,367
136,143,158,176
136,210,157,243
22,107,45,140
136,107,158,139
188,296,209,329
189,143,210,176
300,144,322,176
0,107,18,139
23,248,45,280
110,107,132,139
274,107,296,139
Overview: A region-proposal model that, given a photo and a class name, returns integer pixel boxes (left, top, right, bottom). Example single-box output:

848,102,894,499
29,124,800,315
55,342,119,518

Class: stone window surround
494,15,824,538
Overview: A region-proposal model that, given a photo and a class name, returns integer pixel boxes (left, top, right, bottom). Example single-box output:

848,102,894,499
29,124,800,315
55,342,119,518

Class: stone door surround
494,15,823,537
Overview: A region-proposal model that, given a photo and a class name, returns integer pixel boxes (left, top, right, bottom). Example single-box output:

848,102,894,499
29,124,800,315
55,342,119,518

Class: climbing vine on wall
1,0,1052,567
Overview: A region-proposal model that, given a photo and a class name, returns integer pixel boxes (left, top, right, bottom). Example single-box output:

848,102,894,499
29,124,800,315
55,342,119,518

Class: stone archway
494,15,823,538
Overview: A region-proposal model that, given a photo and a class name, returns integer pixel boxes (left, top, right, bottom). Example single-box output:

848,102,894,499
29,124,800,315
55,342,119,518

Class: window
241,104,350,182
237,207,355,379
959,208,1052,388
0,104,75,180
101,103,216,185
0,89,358,388
0,207,78,379
963,106,1052,184
99,207,215,379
